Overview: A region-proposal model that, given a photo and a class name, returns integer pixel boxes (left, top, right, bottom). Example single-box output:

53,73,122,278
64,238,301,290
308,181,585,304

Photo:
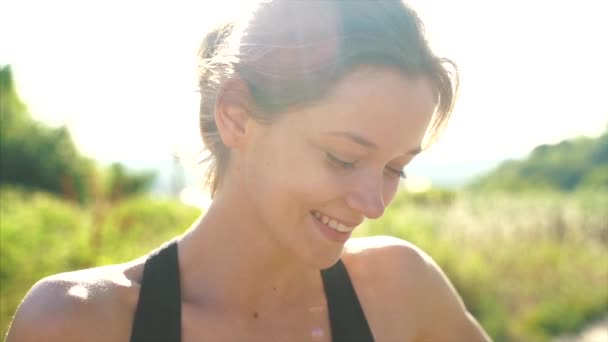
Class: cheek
382,177,401,206
285,161,344,209
243,140,327,217
242,140,286,218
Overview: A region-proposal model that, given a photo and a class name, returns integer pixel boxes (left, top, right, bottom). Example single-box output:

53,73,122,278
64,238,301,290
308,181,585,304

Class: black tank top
130,241,375,342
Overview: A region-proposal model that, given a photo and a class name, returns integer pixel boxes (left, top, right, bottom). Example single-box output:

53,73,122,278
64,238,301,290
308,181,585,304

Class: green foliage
404,187,457,206
0,66,27,131
471,130,608,192
0,186,200,335
102,163,157,202
1,68,606,338
94,196,201,265
0,186,94,332
0,66,95,203
356,190,608,342
2,186,607,341
0,65,157,203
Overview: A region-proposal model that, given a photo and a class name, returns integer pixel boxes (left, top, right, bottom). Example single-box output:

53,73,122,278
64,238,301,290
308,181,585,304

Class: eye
325,152,357,169
385,166,407,180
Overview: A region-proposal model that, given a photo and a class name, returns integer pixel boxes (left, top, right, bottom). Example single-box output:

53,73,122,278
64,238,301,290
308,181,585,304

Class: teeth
336,223,349,232
312,211,354,233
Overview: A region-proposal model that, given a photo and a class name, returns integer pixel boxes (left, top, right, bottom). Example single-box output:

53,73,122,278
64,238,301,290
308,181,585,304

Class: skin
6,66,491,342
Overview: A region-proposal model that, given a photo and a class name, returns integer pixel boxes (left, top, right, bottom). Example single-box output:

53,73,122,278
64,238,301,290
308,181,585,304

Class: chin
300,243,346,270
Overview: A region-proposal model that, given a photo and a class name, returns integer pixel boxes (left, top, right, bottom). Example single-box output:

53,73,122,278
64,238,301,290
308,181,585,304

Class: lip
310,211,355,244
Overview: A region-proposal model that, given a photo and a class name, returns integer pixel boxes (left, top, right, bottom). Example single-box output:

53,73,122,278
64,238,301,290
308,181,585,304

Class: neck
176,182,323,314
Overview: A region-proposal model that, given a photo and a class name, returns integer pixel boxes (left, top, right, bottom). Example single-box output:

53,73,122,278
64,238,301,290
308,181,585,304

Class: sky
2,0,607,186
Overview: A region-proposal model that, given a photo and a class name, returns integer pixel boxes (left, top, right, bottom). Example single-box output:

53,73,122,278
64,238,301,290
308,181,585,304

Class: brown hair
198,0,458,196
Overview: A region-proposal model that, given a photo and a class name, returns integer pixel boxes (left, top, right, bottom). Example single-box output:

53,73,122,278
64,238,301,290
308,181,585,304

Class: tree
1,65,92,202
470,129,608,192
1,65,158,202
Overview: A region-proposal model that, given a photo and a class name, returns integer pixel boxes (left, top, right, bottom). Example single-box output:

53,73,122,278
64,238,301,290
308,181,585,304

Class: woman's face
240,66,436,268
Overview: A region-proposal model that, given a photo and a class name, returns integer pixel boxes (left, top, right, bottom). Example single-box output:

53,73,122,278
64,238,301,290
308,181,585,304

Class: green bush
0,66,158,205
470,130,608,192
2,186,606,341
356,189,608,342
0,187,200,336
94,196,200,265
0,66,95,203
0,187,93,332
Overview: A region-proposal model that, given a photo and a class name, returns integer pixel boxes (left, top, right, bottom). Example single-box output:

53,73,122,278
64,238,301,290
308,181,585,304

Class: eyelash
390,168,408,180
325,152,407,179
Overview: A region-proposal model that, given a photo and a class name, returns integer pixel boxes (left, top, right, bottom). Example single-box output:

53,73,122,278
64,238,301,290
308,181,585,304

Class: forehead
281,67,437,153
327,66,435,119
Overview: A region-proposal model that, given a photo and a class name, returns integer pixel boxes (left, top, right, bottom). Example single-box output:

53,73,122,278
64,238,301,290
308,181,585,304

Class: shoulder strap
130,241,182,342
321,260,375,342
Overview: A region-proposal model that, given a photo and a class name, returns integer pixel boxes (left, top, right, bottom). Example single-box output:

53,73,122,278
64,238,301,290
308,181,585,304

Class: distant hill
470,129,608,192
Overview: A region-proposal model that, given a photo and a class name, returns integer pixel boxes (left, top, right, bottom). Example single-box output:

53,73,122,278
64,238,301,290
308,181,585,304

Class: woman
7,1,491,341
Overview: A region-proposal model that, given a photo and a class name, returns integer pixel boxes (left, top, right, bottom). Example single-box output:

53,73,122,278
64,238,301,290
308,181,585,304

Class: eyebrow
325,131,422,156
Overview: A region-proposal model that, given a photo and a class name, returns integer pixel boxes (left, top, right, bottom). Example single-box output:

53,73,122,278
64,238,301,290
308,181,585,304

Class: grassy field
356,189,608,341
0,187,201,337
2,186,607,341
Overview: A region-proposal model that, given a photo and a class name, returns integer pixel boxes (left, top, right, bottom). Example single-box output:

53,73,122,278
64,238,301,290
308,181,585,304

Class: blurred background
1,0,607,341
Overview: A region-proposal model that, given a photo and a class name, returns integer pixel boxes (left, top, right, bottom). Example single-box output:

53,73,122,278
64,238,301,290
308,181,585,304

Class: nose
345,176,386,220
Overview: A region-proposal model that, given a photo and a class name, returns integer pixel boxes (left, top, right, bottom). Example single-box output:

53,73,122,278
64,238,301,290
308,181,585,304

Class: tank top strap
321,259,375,342
129,243,374,342
130,241,181,342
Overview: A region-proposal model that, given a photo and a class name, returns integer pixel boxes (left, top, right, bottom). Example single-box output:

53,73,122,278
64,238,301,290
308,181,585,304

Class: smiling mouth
310,210,355,233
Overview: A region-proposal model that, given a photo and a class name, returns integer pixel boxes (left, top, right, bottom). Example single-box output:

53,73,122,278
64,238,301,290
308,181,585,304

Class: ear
214,78,253,148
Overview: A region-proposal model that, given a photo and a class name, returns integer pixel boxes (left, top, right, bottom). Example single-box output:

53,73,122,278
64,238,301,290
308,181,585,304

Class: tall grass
2,186,607,341
356,189,608,342
0,186,200,336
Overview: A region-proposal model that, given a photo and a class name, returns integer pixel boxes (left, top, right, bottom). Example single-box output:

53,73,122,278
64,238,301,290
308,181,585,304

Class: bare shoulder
5,261,144,342
343,235,447,310
342,235,431,285
342,236,491,342
342,236,434,302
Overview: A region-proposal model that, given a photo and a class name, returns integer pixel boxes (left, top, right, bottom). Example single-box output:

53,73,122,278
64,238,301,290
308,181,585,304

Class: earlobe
214,79,253,148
